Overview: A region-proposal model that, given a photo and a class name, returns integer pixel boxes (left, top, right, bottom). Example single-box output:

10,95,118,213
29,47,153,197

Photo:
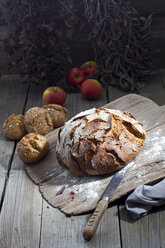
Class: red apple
43,86,66,105
80,79,102,99
80,61,98,76
67,67,85,87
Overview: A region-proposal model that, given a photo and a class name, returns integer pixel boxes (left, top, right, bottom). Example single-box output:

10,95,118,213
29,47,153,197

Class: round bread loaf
56,107,146,176
24,107,53,136
3,114,27,140
17,133,49,163
43,104,68,127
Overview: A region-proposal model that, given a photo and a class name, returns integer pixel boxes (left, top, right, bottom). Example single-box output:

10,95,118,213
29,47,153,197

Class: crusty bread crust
24,107,53,136
56,107,146,176
3,114,27,140
43,104,68,128
17,133,49,163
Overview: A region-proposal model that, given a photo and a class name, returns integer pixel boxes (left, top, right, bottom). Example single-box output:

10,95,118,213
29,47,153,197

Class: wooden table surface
0,72,165,248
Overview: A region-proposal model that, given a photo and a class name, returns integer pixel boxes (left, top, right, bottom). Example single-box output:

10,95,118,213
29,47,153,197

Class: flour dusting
142,129,165,160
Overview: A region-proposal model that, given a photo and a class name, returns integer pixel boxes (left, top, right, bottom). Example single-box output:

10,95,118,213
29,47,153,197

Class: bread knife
83,160,135,241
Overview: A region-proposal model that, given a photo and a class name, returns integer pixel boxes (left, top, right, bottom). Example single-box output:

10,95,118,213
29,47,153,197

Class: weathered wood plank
105,93,158,117
119,205,150,248
139,72,165,106
159,205,165,248
65,87,107,118
117,72,165,248
0,75,29,201
119,204,165,248
108,86,127,103
0,84,121,247
108,71,165,107
0,155,42,248
107,85,165,248
40,201,120,248
0,81,48,248
0,76,165,247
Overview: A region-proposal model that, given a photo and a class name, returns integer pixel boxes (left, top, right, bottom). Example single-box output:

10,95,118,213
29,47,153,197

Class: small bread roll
24,107,53,136
17,133,49,163
43,104,68,127
3,114,27,140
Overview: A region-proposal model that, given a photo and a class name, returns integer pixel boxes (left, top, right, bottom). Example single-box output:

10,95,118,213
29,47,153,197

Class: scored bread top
24,107,53,136
43,104,68,128
56,107,146,176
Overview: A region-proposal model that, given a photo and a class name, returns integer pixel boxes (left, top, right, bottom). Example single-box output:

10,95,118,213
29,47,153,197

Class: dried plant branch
2,0,156,92
83,0,156,91
2,0,80,89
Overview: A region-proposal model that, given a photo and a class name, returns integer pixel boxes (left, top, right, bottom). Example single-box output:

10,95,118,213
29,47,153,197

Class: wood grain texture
0,81,49,248
109,79,165,248
139,72,165,106
0,75,165,247
119,205,150,248
108,71,165,106
40,201,121,248
25,94,165,216
0,154,42,248
0,75,29,200
119,204,165,248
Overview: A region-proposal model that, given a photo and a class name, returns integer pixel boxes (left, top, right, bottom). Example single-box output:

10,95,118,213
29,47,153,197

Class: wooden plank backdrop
108,73,165,248
0,80,122,247
0,75,29,200
0,80,45,248
0,72,164,247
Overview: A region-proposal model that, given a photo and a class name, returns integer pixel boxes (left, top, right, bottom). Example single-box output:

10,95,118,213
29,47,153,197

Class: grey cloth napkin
125,179,165,220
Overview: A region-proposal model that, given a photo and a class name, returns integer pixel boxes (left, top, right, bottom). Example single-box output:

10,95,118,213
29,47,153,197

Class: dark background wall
0,0,165,75
132,0,165,68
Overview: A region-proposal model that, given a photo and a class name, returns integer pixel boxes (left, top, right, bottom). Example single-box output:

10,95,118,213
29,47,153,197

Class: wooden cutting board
25,94,165,216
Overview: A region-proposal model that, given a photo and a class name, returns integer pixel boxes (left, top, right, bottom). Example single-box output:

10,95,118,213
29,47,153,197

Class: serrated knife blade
83,159,135,241
100,160,134,202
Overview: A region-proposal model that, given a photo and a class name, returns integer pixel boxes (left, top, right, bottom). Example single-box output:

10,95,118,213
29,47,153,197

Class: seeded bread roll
24,107,53,136
17,133,49,163
43,104,68,128
3,114,27,140
56,107,146,176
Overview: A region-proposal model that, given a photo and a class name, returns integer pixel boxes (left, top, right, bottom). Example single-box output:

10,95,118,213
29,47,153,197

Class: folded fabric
125,179,165,220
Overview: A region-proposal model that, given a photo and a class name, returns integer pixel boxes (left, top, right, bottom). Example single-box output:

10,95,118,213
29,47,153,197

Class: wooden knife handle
83,198,109,241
